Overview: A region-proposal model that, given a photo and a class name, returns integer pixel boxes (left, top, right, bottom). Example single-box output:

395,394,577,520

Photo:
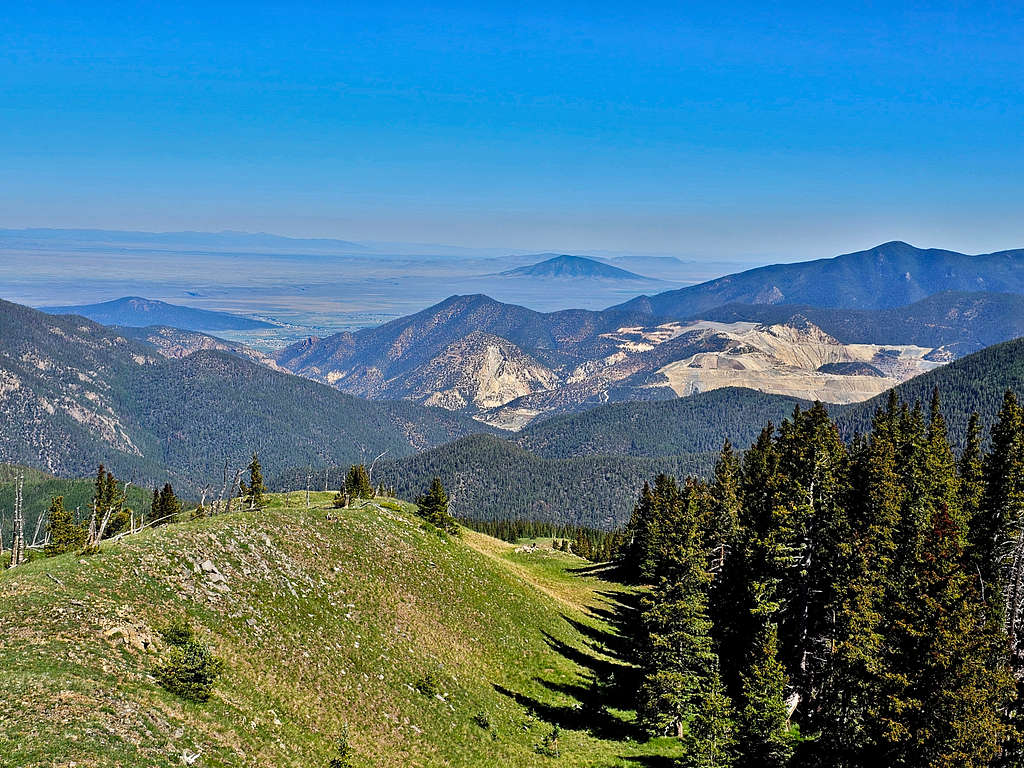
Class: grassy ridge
0,492,679,767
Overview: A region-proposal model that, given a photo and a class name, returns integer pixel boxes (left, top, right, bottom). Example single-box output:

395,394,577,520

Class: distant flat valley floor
0,231,756,349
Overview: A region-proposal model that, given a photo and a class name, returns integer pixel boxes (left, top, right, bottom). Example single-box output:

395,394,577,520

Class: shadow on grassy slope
492,585,650,745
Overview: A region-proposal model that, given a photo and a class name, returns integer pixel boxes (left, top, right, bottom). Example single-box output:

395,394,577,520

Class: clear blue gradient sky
2,1,1023,260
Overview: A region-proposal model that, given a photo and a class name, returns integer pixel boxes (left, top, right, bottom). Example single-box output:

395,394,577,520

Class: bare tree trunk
10,473,26,566
305,468,311,509
367,450,388,485
324,467,329,493
212,458,230,516
225,468,243,516
30,503,45,547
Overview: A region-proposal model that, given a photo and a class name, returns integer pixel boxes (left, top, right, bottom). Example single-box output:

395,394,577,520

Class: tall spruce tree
869,505,1012,767
244,452,266,509
622,480,657,583
810,400,903,767
960,412,986,531
417,477,458,533
708,440,742,575
44,496,86,556
735,622,793,768
773,402,848,711
685,656,737,768
635,480,722,739
343,464,374,500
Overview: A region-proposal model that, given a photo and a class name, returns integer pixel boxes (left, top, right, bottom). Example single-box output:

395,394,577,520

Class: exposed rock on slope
118,325,285,370
651,320,940,405
405,332,559,410
278,296,946,429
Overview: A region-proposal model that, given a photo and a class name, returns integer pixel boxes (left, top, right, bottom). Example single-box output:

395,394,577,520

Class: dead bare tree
9,472,26,567
305,467,312,509
212,458,231,516
367,450,388,485
30,504,46,547
225,468,243,516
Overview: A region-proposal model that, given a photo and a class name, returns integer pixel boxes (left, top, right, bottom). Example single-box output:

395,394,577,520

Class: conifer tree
152,483,182,525
708,440,742,574
635,480,719,739
621,480,657,582
960,412,986,529
811,402,902,766
735,622,793,768
869,505,1013,767
244,452,266,509
773,402,848,707
979,393,1024,612
685,657,736,768
150,487,159,523
44,495,86,556
343,464,374,500
417,477,458,533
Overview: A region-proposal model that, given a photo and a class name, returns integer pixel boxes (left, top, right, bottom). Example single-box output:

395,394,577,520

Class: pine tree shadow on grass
571,588,643,662
561,614,631,663
489,596,648,742
567,561,626,583
492,682,638,741
617,756,680,767
541,630,622,681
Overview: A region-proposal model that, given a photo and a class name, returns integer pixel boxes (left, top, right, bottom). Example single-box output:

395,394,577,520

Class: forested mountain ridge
0,298,489,491
270,389,807,528
353,340,1024,529
611,240,1024,317
517,388,809,459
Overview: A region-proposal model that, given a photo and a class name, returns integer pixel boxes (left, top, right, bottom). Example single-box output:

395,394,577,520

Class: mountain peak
501,254,653,281
41,296,275,332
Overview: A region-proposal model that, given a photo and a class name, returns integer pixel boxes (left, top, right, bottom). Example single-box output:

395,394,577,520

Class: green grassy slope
0,492,678,767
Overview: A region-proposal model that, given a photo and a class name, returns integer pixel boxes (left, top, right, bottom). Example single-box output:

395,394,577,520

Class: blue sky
2,1,1023,260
